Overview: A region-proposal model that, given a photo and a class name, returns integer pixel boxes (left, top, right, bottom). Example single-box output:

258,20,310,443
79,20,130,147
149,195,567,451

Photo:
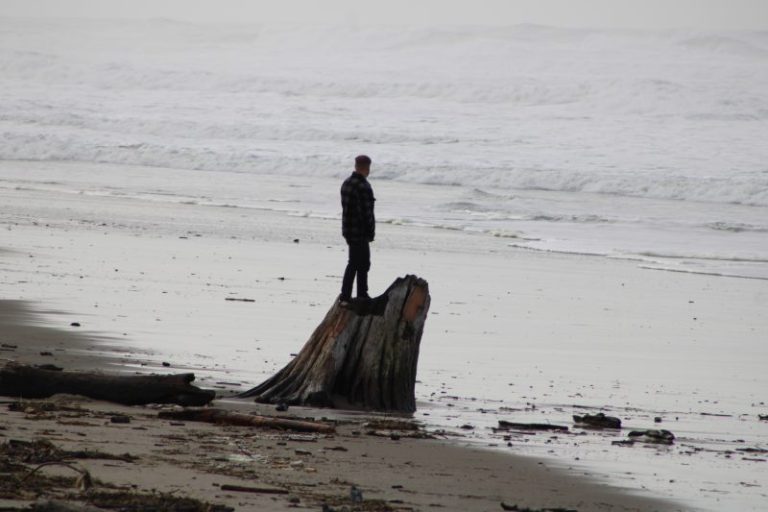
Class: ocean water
1,18,767,278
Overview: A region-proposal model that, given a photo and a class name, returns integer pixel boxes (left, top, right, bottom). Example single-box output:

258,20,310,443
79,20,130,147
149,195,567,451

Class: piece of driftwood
238,275,430,413
496,421,570,433
157,408,336,434
0,363,214,406
219,484,289,495
573,412,621,429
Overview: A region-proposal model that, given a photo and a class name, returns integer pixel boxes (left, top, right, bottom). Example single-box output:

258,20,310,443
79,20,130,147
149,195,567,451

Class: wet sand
2,163,765,510
0,293,680,511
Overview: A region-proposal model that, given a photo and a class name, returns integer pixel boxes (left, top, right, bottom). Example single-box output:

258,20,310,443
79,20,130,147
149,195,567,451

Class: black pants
341,241,370,300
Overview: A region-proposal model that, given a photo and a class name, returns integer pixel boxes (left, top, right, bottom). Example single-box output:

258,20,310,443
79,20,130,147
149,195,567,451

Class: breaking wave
1,19,767,207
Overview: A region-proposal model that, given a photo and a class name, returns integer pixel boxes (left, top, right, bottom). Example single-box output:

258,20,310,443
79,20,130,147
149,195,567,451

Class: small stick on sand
220,484,289,494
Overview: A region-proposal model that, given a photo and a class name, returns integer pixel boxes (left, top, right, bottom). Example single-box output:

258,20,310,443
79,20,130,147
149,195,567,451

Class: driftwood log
0,363,215,406
158,408,335,434
239,275,430,413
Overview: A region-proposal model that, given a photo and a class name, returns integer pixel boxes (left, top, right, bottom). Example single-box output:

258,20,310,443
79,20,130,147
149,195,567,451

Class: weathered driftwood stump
0,363,215,406
239,275,430,413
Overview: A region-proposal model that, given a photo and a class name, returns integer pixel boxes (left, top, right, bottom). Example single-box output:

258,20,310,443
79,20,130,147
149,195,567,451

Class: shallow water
2,19,767,279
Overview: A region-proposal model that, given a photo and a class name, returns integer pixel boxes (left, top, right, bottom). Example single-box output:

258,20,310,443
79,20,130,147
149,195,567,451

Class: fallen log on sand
158,408,335,434
0,363,215,406
238,275,430,413
496,421,570,433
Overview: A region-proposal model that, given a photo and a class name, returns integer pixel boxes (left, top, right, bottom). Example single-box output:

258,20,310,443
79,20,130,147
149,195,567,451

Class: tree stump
0,363,215,406
238,275,430,413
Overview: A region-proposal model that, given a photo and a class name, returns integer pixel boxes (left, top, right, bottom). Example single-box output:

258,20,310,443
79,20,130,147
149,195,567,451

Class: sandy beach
1,302,678,512
2,161,766,511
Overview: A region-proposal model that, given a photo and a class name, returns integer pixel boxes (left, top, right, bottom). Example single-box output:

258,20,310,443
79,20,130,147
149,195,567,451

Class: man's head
355,155,372,177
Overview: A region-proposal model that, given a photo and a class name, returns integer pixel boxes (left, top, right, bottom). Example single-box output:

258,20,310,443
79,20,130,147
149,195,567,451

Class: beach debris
0,363,215,406
496,421,569,433
350,485,363,503
36,364,63,371
627,429,675,445
7,439,138,463
364,428,434,440
225,297,255,303
276,401,289,412
86,490,234,512
501,503,578,512
220,483,289,494
161,361,171,367
237,275,429,413
0,343,17,350
287,434,320,442
158,408,336,434
362,418,433,440
572,413,621,429
70,322,81,327
32,499,104,512
21,461,93,491
654,416,662,423
460,423,475,430
7,399,77,415
736,447,768,454
40,351,54,356
758,414,768,421
363,419,420,431
109,415,131,424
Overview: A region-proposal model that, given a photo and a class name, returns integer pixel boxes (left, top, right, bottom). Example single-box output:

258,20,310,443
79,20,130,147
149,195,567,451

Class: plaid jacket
340,172,375,242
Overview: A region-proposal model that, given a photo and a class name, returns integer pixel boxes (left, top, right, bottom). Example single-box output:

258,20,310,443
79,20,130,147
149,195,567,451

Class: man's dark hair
355,155,372,169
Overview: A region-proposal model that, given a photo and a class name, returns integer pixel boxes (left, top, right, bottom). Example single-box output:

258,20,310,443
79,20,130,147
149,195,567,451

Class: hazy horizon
2,0,767,30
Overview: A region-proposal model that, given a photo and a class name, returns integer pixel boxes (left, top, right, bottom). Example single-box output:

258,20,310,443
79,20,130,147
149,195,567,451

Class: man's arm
360,182,376,242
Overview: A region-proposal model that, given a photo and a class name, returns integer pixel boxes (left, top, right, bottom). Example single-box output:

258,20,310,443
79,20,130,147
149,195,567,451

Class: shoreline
2,162,766,510
0,297,681,512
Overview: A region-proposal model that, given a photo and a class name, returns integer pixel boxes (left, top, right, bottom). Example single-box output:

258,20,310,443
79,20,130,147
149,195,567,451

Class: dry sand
0,300,679,512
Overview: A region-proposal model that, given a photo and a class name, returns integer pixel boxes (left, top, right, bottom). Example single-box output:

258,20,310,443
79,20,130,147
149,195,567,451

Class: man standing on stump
340,155,376,304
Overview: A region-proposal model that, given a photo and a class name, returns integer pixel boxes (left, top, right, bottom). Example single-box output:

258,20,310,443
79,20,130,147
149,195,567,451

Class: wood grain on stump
239,275,430,413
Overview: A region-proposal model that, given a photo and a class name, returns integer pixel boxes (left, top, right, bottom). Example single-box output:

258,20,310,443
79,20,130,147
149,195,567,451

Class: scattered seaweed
0,439,137,464
85,490,234,512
